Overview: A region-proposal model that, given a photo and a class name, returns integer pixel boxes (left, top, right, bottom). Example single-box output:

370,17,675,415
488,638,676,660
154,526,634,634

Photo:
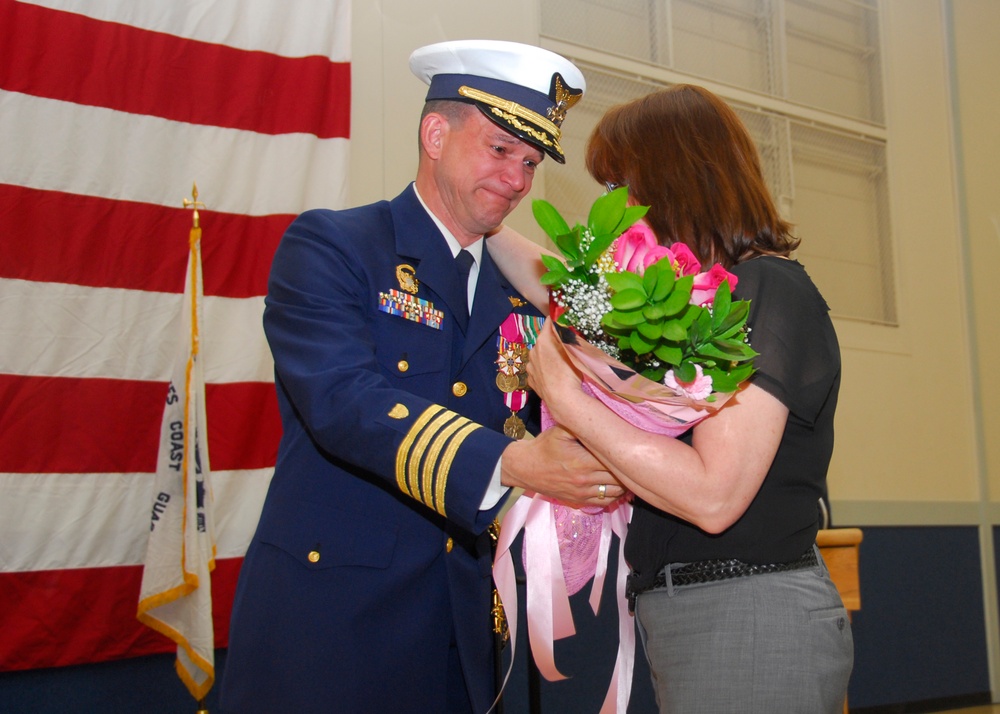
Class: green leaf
617,204,650,235
697,341,752,361
714,300,750,338
539,256,570,287
710,279,733,331
629,331,655,355
610,288,647,311
650,264,676,301
532,199,570,241
637,321,662,341
706,370,740,394
553,229,582,264
588,187,628,237
541,254,566,272
660,319,688,342
584,233,618,266
643,304,665,322
717,340,758,361
642,262,660,295
641,365,667,383
653,344,683,366
605,271,645,294
604,308,646,327
674,361,697,383
689,307,713,340
660,288,691,317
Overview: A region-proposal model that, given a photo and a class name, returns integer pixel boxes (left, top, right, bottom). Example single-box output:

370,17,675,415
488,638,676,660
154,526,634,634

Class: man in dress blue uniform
220,40,624,713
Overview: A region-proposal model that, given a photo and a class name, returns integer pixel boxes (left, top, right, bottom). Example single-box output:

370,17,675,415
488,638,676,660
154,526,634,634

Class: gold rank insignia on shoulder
508,296,527,307
396,264,419,294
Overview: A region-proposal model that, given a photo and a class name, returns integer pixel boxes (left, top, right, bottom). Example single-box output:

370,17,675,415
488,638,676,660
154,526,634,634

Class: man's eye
524,159,538,170
491,145,506,155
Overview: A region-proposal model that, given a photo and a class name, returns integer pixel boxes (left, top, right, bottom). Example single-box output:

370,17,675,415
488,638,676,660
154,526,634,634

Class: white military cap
409,39,585,163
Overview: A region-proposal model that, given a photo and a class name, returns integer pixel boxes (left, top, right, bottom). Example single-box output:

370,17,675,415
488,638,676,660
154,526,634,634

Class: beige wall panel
829,1,978,508
949,0,1000,503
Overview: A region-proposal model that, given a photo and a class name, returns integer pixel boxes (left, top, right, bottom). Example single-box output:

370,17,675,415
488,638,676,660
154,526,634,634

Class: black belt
627,547,818,613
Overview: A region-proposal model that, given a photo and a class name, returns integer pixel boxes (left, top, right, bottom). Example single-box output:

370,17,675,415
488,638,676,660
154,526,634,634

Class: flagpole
185,184,210,714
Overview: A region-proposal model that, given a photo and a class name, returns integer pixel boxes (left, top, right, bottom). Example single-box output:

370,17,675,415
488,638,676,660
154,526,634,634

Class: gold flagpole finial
183,182,206,230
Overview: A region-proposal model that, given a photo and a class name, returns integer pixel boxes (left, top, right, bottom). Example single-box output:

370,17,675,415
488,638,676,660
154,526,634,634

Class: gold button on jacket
445,537,454,553
452,382,467,397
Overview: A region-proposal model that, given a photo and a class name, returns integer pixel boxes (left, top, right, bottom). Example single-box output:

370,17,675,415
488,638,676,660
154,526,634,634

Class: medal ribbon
497,313,543,413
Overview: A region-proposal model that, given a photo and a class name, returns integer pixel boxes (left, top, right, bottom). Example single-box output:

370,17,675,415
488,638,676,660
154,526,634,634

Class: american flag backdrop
0,0,351,671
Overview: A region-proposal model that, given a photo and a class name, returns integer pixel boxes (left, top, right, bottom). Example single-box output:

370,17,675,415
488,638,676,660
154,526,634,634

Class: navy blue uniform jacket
221,185,540,713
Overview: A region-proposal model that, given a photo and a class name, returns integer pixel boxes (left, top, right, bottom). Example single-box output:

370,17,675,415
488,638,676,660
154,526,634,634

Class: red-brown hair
585,84,798,268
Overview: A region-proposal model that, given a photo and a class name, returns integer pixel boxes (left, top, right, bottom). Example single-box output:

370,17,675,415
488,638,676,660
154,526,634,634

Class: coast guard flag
137,214,217,700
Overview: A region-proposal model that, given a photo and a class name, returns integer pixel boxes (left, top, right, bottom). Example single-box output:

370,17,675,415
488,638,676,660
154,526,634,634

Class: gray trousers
634,547,853,713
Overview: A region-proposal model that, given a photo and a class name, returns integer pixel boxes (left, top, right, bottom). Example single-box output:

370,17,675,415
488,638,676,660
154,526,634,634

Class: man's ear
420,113,446,159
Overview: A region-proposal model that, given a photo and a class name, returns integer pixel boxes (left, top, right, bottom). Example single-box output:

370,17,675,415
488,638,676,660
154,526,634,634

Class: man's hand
500,424,626,507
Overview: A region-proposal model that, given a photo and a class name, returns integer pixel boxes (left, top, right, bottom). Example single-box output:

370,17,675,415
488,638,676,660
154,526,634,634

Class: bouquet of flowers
493,188,757,713
538,186,756,410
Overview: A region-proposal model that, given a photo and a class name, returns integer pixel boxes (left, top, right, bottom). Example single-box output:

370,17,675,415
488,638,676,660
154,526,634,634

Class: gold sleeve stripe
395,405,482,515
433,422,481,515
420,416,469,514
408,409,456,505
396,405,443,497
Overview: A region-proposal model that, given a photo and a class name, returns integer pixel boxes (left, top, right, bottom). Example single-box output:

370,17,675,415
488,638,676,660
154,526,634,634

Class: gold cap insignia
547,74,582,127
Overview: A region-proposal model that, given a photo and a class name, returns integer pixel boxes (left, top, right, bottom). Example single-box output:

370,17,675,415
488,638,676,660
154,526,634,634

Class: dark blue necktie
455,249,474,319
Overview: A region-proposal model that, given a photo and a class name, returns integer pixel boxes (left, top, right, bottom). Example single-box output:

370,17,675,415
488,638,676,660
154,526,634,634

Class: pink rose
664,364,714,400
613,223,673,275
690,263,739,307
667,242,701,277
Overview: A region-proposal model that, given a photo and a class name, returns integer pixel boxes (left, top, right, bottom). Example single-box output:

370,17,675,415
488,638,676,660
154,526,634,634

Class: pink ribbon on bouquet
493,491,633,714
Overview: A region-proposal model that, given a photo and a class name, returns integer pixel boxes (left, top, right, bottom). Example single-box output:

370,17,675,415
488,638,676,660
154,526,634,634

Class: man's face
433,109,545,240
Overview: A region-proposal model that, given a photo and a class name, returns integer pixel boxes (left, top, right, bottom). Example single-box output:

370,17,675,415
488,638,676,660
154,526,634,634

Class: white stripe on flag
0,278,272,384
0,91,349,216
19,0,352,59
0,469,272,572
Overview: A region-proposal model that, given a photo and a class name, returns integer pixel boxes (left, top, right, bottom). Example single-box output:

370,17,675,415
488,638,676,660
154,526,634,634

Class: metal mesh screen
541,0,895,324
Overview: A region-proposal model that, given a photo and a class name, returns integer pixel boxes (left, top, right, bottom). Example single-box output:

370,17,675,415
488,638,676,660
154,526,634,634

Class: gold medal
504,414,526,440
496,371,519,393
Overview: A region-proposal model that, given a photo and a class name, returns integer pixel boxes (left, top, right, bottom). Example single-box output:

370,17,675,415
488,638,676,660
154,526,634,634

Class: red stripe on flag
0,184,291,297
0,375,280,474
0,0,351,138
0,558,243,671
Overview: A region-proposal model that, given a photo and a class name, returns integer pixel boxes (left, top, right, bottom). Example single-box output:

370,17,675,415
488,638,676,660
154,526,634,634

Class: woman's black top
624,257,841,590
